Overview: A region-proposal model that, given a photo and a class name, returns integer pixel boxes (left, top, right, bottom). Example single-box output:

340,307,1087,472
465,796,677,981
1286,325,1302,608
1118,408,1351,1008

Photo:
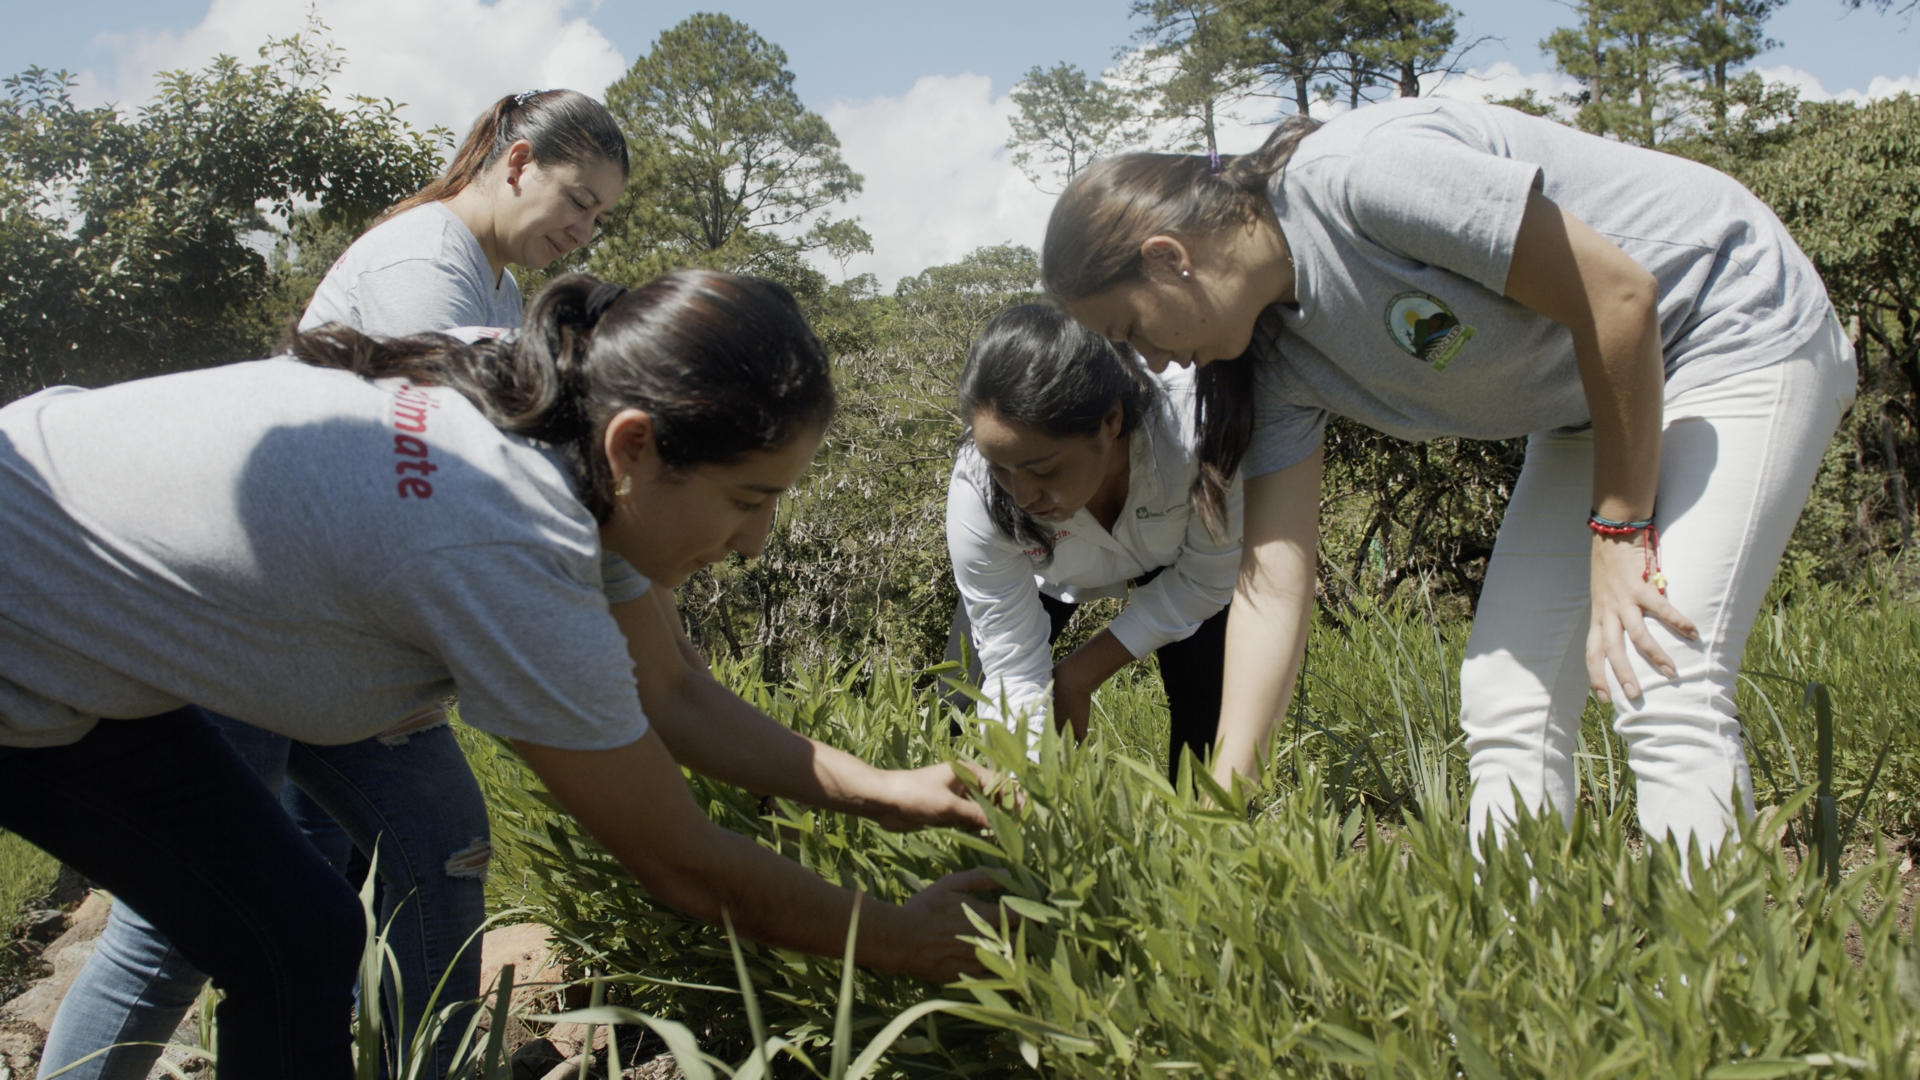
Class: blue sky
10,0,1911,106
7,0,1915,286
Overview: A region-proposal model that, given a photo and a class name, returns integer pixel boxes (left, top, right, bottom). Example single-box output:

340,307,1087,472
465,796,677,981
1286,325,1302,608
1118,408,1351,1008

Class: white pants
1460,315,1857,857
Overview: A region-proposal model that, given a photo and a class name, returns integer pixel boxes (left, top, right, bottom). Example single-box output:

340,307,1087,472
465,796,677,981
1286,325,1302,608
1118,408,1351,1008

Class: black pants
0,709,363,1079
947,589,1230,784
1036,594,1229,784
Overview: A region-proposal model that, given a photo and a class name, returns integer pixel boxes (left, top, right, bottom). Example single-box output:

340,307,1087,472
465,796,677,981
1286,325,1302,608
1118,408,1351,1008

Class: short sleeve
370,542,649,750
319,257,500,337
1242,333,1329,478
600,550,652,605
1341,123,1542,293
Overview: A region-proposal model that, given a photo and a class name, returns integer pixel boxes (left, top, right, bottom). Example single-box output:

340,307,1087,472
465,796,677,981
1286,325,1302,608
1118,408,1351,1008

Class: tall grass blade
478,962,514,1080
724,910,772,1077
1809,682,1839,886
830,899,861,1079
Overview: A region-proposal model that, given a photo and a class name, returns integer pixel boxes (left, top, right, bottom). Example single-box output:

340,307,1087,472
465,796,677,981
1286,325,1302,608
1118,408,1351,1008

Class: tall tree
1310,0,1473,106
1544,0,1694,145
1678,0,1782,129
1239,0,1345,115
1369,0,1480,99
596,14,868,283
1006,62,1144,192
1544,0,1780,146
0,25,443,399
1128,0,1259,155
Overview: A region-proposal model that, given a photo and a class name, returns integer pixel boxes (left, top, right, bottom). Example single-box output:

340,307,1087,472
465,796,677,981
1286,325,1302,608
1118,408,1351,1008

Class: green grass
6,563,1916,1076
466,565,1920,1076
0,829,61,999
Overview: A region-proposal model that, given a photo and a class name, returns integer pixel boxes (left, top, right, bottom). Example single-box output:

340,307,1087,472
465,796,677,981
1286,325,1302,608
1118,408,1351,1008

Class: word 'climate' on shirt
390,382,442,498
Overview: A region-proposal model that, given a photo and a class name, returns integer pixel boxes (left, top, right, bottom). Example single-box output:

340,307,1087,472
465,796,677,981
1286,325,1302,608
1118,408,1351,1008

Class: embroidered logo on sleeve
1385,292,1476,371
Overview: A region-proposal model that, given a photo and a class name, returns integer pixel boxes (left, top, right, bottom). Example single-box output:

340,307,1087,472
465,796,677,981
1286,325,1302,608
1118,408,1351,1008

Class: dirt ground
0,897,684,1080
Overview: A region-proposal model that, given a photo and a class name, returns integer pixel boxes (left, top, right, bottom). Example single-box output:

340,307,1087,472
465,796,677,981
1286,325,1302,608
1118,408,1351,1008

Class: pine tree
1006,63,1144,192
1128,0,1259,155
596,13,868,281
1544,0,1780,147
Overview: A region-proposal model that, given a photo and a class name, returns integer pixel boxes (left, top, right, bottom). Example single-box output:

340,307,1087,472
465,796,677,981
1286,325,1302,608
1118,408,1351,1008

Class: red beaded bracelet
1588,513,1668,594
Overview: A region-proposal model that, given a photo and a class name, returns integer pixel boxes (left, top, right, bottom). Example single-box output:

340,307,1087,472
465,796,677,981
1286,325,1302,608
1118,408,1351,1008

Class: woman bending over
1043,97,1853,857
946,303,1241,782
0,270,997,1080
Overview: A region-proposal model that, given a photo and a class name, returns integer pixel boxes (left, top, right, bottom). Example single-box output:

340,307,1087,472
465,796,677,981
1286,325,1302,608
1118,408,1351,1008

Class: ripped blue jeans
38,708,490,1080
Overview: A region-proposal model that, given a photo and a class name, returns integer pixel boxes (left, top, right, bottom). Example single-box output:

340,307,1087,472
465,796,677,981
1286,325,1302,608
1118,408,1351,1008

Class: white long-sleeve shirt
945,368,1243,743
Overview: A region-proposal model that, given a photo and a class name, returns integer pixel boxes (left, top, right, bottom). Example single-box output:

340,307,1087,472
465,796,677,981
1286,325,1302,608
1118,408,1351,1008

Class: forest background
4,0,1920,1075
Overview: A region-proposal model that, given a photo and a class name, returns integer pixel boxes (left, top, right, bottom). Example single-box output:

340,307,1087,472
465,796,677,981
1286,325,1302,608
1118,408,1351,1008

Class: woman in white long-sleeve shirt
946,304,1243,780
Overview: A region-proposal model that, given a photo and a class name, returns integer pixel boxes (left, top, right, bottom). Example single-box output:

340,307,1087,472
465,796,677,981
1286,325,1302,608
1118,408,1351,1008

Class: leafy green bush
472,577,1920,1077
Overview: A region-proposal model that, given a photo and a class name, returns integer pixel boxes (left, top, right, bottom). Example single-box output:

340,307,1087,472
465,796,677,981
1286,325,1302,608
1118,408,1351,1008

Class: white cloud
1753,62,1920,104
69,0,627,141
822,73,1054,290
56,2,1918,296
814,59,1596,290
1425,61,1583,110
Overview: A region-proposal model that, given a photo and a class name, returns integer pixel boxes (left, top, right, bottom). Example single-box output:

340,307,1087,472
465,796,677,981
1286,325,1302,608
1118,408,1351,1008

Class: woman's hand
891,868,1003,982
1050,629,1135,742
1051,680,1094,740
1586,531,1697,702
861,761,994,832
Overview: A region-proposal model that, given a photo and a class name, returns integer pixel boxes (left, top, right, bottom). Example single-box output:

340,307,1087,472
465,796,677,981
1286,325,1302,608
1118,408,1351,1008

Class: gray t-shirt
1246,97,1833,475
301,202,523,336
0,359,650,750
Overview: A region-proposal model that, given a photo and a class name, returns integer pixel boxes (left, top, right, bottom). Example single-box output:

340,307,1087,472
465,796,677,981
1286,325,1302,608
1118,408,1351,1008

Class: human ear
1139,235,1191,281
601,408,656,490
1100,399,1125,441
503,139,534,189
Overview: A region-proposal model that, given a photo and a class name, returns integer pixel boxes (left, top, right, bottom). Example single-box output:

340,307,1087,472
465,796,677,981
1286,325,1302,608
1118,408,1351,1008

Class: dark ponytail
957,304,1161,561
1039,113,1318,535
382,89,630,222
288,270,835,522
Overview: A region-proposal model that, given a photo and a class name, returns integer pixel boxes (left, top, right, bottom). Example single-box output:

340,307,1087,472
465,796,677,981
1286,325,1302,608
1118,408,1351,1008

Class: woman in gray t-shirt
1041,97,1854,862
0,272,1000,1079
38,88,631,1080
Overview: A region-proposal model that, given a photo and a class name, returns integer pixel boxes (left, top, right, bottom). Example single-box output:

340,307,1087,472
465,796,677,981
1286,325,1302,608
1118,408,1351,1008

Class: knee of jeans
302,883,368,984
215,881,363,999
443,837,492,882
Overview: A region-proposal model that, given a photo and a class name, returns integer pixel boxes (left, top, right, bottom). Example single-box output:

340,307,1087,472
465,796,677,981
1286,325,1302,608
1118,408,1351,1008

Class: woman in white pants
1040,96,1854,858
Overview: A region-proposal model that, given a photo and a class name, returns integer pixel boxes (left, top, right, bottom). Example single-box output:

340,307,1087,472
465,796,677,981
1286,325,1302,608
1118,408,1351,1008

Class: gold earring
615,475,632,498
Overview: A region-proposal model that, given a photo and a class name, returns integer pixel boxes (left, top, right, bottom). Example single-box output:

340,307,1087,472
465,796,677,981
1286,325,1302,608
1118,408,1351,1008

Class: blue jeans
0,711,363,1080
37,710,491,1080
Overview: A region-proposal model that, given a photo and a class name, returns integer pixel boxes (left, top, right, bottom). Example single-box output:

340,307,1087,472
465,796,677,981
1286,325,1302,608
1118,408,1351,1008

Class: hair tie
513,89,544,108
1208,147,1222,175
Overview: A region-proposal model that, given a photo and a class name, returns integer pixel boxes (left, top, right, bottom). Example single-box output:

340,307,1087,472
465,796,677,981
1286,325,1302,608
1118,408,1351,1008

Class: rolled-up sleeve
945,465,1053,742
1342,124,1542,293
1105,472,1242,656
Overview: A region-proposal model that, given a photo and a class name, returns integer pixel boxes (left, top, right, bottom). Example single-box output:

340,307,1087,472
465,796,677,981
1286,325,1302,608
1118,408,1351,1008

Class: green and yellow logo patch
1385,291,1475,371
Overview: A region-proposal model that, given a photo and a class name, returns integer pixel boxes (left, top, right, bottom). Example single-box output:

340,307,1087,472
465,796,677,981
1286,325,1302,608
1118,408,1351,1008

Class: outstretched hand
1586,532,1697,702
894,868,1003,982
864,761,998,832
